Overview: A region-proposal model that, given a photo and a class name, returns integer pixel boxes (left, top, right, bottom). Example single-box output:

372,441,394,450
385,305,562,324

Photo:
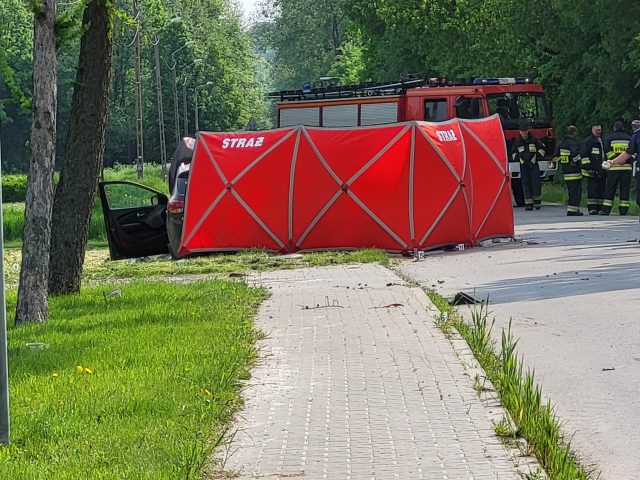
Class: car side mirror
151,193,168,206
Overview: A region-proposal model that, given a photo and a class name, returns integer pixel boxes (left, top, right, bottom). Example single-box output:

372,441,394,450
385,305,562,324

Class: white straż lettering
436,130,458,142
220,136,265,149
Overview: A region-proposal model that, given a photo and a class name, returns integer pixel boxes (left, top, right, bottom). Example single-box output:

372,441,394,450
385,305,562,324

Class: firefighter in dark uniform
602,121,632,215
581,124,607,214
610,119,640,212
511,121,546,210
555,125,583,216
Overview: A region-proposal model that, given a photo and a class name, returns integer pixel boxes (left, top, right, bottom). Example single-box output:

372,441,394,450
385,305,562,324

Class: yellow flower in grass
203,389,213,398
75,364,94,375
51,372,59,378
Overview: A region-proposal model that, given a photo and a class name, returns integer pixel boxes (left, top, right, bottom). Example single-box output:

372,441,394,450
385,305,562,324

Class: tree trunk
48,0,114,295
15,0,57,326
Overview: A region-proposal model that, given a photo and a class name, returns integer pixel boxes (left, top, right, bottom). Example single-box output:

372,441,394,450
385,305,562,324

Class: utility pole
182,77,189,136
171,64,180,145
153,39,167,174
150,17,180,177
132,0,144,178
169,42,193,146
0,118,10,444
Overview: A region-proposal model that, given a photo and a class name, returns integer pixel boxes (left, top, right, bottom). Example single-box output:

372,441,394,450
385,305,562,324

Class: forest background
2,0,640,171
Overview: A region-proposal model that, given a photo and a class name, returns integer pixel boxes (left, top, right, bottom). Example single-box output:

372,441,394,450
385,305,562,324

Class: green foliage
342,0,640,135
1,165,166,243
2,0,270,171
0,0,33,168
2,203,25,242
0,280,266,478
2,174,27,203
54,0,85,49
255,0,356,89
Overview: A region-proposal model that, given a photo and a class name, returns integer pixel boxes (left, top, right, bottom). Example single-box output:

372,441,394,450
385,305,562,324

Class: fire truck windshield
486,92,551,129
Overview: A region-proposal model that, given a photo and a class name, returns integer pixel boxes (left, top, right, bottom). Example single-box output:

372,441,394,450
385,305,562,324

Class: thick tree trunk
15,0,57,325
48,0,114,295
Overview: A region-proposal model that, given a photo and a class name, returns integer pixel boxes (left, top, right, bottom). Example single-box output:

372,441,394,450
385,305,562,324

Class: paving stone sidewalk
223,264,525,479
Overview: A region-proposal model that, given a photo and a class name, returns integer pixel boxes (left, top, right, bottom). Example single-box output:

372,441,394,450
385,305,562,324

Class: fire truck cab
270,77,557,207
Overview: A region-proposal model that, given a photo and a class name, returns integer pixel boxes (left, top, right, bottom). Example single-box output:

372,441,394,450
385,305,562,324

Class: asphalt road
399,205,640,479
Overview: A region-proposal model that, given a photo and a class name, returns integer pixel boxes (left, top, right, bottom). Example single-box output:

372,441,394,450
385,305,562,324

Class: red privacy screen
180,116,513,254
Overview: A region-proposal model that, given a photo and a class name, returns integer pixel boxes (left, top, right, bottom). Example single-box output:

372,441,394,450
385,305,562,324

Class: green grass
2,248,389,288
429,292,591,480
0,280,266,479
2,165,168,243
104,163,168,194
542,179,639,214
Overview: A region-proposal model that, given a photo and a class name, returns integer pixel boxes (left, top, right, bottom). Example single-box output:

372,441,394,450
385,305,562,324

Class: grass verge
3,248,389,288
542,179,639,215
2,165,167,243
0,280,266,479
428,291,591,480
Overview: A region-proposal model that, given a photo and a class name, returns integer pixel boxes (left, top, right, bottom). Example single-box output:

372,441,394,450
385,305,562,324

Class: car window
103,183,158,209
455,97,482,119
424,99,448,122
486,92,551,128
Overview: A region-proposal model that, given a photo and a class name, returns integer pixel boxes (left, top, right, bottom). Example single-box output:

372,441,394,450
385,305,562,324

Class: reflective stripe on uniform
518,146,525,153
581,158,591,165
609,165,633,171
581,170,592,177
528,144,537,152
564,173,582,181
567,205,580,212
591,148,600,154
611,141,629,153
620,201,630,207
602,199,614,207
537,149,546,156
587,198,598,204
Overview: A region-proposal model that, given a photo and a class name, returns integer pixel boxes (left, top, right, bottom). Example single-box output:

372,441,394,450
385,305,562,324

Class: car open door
98,181,170,260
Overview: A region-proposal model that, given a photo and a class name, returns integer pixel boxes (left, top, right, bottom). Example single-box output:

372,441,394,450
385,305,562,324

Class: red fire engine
269,76,557,206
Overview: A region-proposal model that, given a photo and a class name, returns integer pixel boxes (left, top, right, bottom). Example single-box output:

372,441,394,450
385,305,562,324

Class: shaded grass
2,248,389,287
429,292,591,480
0,280,266,479
2,165,167,243
542,178,639,214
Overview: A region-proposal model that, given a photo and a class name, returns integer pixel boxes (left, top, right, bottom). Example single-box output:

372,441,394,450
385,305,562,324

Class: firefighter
581,123,607,214
511,121,546,210
602,121,632,215
556,125,583,216
610,119,640,207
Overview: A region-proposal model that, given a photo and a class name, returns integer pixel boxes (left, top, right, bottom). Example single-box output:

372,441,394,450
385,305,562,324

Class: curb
405,282,547,479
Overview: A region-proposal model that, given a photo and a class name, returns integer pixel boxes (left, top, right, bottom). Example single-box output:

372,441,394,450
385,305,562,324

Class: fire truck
269,76,557,207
